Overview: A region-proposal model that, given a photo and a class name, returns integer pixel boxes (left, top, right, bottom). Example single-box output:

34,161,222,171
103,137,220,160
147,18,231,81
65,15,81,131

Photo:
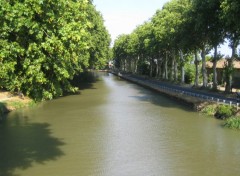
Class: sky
93,0,169,43
93,0,233,56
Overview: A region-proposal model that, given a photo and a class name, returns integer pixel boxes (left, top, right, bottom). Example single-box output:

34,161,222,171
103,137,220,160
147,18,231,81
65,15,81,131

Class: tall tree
221,0,240,92
190,0,224,88
0,0,110,100
87,4,111,70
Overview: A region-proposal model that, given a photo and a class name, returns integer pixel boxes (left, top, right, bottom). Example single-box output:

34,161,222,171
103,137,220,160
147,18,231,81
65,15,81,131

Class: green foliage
208,73,213,83
215,104,234,119
184,63,195,84
220,0,240,44
201,104,217,116
112,0,239,89
225,117,240,129
113,34,130,70
0,0,110,100
138,61,150,76
223,60,235,79
87,5,111,69
7,101,26,109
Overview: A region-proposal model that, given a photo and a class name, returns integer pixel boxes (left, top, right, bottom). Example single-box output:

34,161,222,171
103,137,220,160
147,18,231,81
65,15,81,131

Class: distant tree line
0,0,111,100
113,0,240,92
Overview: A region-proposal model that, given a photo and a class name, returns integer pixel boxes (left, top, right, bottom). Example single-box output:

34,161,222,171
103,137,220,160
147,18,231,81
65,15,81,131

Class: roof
206,59,240,69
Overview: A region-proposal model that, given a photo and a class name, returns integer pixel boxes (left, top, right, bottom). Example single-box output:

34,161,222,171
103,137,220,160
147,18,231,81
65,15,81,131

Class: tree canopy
112,0,239,92
0,0,111,100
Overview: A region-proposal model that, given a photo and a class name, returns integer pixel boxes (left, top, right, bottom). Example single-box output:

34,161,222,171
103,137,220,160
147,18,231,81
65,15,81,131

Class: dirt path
0,91,31,104
0,91,13,101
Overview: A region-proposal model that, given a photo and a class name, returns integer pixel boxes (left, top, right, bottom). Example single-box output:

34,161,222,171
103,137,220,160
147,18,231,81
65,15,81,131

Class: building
206,59,240,88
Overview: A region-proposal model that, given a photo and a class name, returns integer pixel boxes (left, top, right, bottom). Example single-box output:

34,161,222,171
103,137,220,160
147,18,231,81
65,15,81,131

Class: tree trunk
120,59,124,71
194,51,199,87
162,57,165,79
212,46,218,90
170,54,174,81
129,58,132,72
157,59,162,79
150,58,153,77
225,41,237,93
131,58,134,73
132,57,136,73
174,53,178,82
163,53,168,80
155,59,159,78
225,59,233,93
201,47,208,88
135,55,139,73
162,53,168,80
180,50,185,84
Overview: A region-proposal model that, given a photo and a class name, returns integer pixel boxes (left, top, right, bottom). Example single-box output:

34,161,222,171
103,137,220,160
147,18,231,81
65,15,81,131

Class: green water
1,72,240,176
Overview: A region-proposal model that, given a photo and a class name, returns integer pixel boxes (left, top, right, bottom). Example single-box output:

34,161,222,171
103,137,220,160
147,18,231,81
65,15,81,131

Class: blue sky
93,0,233,56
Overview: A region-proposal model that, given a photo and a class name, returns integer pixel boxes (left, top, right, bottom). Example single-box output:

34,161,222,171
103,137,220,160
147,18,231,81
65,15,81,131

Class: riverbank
112,72,213,110
0,91,35,119
123,75,205,110
111,71,240,127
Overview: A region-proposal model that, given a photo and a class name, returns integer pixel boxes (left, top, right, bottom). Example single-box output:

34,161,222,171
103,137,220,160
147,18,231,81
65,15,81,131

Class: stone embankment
111,71,239,111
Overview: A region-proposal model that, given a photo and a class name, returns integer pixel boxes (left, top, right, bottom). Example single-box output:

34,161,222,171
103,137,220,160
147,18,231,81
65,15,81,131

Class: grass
7,101,26,109
224,117,240,130
215,104,235,119
201,104,217,116
1,99,36,113
200,103,240,130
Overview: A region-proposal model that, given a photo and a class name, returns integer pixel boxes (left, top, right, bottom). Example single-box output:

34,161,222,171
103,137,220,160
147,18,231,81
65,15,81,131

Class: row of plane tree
113,0,240,92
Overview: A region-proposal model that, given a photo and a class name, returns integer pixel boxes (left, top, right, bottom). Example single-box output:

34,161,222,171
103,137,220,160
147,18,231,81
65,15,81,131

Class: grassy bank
0,95,36,120
200,103,240,130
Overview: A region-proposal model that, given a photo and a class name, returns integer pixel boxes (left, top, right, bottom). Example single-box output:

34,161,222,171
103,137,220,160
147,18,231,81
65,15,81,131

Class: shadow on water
71,71,106,91
0,115,65,176
0,102,8,121
128,88,194,112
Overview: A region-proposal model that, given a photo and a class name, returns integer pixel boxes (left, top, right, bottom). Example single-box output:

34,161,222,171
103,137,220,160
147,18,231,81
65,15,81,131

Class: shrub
201,104,216,116
215,105,234,119
184,64,195,84
225,117,240,129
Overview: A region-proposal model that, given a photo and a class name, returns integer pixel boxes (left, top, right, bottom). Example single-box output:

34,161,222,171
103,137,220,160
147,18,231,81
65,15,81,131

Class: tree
112,0,239,91
137,22,157,76
113,34,129,71
190,0,224,88
87,5,111,70
221,0,240,92
152,0,192,81
0,0,110,100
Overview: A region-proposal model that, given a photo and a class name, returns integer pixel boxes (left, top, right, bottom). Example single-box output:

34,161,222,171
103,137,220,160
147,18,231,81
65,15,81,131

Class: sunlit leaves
0,0,110,100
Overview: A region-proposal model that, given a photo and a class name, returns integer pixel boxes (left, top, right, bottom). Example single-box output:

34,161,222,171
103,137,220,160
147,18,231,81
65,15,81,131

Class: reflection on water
0,114,64,176
1,72,240,176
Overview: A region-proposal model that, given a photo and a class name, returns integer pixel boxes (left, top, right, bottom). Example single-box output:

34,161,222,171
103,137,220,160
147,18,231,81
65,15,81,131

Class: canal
1,72,240,176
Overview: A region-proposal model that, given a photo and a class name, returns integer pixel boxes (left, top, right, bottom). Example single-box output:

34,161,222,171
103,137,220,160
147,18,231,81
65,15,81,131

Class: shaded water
1,72,240,176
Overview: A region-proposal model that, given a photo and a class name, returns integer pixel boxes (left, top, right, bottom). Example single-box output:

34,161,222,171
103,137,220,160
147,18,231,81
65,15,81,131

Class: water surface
1,72,240,176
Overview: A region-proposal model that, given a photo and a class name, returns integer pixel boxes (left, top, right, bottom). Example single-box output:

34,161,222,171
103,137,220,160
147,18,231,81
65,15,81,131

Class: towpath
116,73,239,106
